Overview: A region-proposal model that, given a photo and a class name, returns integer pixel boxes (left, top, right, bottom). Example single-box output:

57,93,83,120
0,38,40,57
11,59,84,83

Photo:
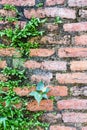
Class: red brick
41,35,70,45
70,61,87,71
31,73,53,83
58,48,87,58
82,127,87,130
46,0,65,6
48,86,68,96
20,0,35,6
68,0,87,7
40,113,61,123
41,61,67,71
30,49,55,57
27,100,53,111
45,23,58,32
0,48,20,57
0,61,7,69
24,60,67,71
0,0,35,6
50,125,76,130
24,60,41,69
63,22,87,32
79,10,87,18
24,8,76,19
14,87,35,96
56,73,87,84
63,112,87,123
0,74,7,81
0,9,16,17
74,35,87,45
58,99,87,110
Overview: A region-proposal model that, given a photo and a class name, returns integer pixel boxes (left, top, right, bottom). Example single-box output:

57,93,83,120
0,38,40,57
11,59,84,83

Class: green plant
3,4,18,13
29,81,50,104
54,16,63,24
0,17,46,57
0,67,49,130
36,2,43,7
5,17,18,22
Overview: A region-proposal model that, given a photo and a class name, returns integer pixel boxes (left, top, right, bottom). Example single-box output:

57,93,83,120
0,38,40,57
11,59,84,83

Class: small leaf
42,87,50,93
29,91,42,104
36,81,44,91
42,94,48,99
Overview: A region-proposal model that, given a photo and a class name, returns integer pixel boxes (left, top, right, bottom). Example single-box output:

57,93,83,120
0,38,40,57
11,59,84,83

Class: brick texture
0,0,35,6
58,48,87,58
24,8,76,19
79,10,87,18
46,0,65,6
70,61,87,71
74,35,87,45
0,9,16,17
50,125,76,130
27,100,53,111
68,0,87,7
63,112,87,123
24,60,67,71
41,35,70,45
58,99,87,110
70,86,87,96
63,22,87,32
56,73,87,84
0,60,7,69
30,49,55,57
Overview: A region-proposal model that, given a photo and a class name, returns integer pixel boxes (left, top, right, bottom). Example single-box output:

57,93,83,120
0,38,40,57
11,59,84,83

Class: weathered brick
63,22,87,32
0,0,21,5
41,35,70,45
27,100,53,111
82,127,87,130
70,86,87,96
0,9,16,17
56,73,87,84
0,60,7,69
46,0,65,6
58,48,87,58
40,113,61,123
48,86,68,96
50,125,76,130
63,112,87,123
70,61,87,71
58,99,87,110
20,0,35,6
0,48,20,57
68,0,87,7
74,35,87,45
44,23,58,32
0,0,35,6
31,72,53,83
79,9,87,18
24,8,76,19
41,61,67,71
0,74,7,81
30,49,55,57
24,60,67,71
24,60,41,69
14,87,35,96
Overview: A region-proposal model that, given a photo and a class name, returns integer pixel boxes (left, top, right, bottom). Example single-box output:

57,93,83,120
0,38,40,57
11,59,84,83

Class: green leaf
0,117,7,129
42,87,50,93
29,91,42,104
42,94,48,99
36,81,44,91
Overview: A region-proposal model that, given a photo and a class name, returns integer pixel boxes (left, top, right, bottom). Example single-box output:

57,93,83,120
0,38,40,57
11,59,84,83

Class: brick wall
0,0,87,129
